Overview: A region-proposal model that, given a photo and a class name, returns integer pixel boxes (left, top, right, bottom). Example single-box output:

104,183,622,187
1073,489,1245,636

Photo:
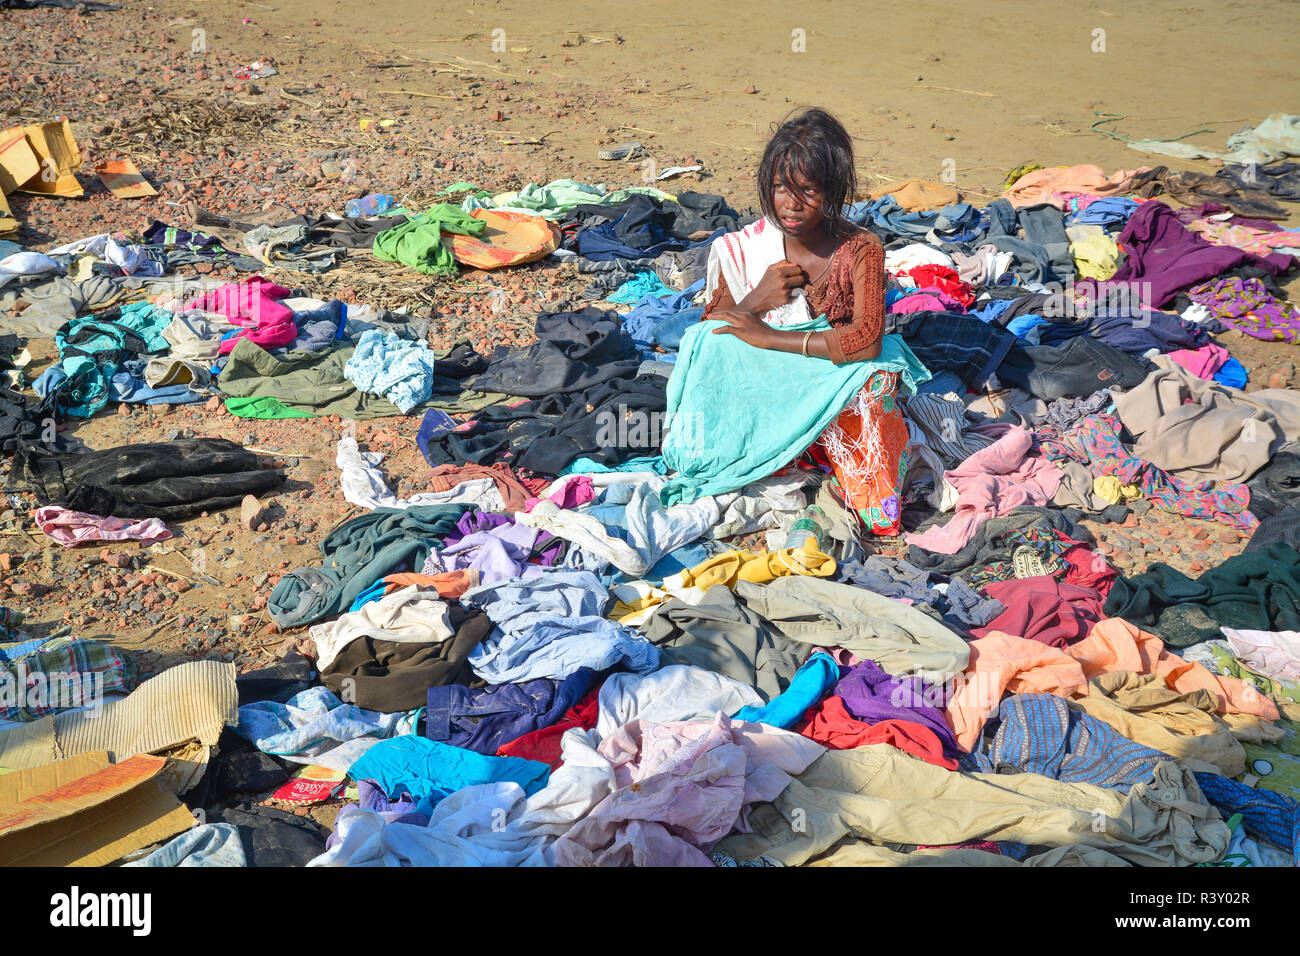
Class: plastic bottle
344,193,394,218
782,505,828,552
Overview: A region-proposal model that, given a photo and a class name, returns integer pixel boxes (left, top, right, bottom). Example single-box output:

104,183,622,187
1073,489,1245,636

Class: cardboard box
0,752,196,867
7,119,84,198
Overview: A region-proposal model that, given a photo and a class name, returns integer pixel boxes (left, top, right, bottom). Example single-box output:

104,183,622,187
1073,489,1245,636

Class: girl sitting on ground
703,107,908,535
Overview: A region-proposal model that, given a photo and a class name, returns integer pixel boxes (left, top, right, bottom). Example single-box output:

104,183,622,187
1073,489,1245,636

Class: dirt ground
1,0,1299,686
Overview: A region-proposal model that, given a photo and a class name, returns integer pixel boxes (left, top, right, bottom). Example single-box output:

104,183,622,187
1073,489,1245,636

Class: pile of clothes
2,156,1300,869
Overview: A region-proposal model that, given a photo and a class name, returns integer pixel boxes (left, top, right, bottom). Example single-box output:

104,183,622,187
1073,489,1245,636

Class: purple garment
1173,202,1284,233
1082,201,1294,309
425,668,594,754
428,510,563,585
834,659,960,759
1188,276,1300,344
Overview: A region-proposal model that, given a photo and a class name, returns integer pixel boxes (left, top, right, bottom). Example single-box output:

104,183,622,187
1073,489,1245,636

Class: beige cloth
1068,671,1246,777
1111,355,1300,484
866,178,960,212
808,840,1132,867
715,744,1229,867
1002,163,1154,207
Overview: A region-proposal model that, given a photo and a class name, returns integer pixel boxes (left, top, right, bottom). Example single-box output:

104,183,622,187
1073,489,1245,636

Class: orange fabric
1065,619,1278,721
943,632,1089,752
382,569,479,600
815,371,910,536
447,209,558,270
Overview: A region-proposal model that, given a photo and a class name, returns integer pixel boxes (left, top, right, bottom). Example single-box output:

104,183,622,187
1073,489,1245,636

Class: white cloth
884,242,955,274
335,434,506,512
593,665,763,740
0,251,60,289
309,585,454,671
47,234,163,277
1221,628,1300,683
706,216,814,328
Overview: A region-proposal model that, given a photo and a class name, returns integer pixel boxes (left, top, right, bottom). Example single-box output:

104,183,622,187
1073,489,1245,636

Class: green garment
268,505,471,628
1104,542,1300,648
218,338,504,420
224,395,314,419
660,319,929,505
464,178,673,221
372,203,486,276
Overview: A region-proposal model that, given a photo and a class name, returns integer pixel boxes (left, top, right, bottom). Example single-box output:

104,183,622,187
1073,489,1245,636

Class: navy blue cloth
416,409,459,466
425,668,594,754
845,196,986,243
887,310,1015,390
973,693,1169,792
578,195,724,260
1194,771,1300,866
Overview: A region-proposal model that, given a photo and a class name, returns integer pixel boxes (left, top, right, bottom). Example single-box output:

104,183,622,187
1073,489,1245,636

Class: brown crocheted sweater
702,230,886,364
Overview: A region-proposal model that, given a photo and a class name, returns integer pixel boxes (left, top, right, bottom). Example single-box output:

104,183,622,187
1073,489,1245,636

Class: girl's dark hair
758,107,857,238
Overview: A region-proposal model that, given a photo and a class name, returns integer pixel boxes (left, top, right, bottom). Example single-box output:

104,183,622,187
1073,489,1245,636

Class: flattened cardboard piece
0,751,195,867
0,661,237,770
0,190,15,237
0,128,40,196
95,157,157,198
13,120,83,198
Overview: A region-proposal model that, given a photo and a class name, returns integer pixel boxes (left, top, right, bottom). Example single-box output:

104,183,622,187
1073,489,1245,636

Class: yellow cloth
1093,474,1140,504
1066,224,1120,280
610,544,836,625
865,178,959,212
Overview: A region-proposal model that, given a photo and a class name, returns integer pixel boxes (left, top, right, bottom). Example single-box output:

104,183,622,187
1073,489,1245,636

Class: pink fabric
182,276,295,355
1166,343,1230,380
34,506,172,547
889,290,965,314
1187,219,1300,256
1002,164,1153,207
551,714,823,867
525,475,595,512
905,427,1064,555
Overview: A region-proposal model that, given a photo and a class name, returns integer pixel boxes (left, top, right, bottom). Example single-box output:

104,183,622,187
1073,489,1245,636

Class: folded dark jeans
995,334,1150,401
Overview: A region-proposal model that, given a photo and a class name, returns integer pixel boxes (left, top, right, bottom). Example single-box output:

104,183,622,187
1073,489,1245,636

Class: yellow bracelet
801,330,814,357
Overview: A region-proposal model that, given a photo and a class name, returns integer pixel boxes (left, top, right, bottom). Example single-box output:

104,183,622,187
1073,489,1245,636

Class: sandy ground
0,0,1298,685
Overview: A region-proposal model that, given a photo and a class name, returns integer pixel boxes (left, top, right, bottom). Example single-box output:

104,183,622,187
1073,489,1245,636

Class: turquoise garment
372,204,486,276
560,455,668,476
462,178,672,221
660,319,930,505
608,271,674,303
347,734,551,816
44,301,175,417
733,653,840,726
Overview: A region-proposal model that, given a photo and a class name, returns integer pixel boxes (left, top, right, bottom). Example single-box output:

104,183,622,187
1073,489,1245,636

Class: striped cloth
900,392,995,468
1194,771,1300,866
975,692,1170,792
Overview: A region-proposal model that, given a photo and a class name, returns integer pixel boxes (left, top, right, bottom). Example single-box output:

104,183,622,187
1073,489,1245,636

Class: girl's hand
710,309,773,348
743,260,806,314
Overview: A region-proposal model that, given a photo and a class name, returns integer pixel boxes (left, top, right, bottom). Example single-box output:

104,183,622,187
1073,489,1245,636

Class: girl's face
772,168,826,238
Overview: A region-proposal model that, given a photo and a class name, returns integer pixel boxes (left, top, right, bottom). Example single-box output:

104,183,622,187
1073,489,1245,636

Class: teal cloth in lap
660,318,930,505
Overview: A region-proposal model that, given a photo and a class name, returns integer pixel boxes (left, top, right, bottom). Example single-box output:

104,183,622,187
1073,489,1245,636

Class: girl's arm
708,237,885,363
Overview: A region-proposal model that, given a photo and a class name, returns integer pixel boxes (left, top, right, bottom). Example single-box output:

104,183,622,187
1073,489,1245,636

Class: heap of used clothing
4,157,1300,869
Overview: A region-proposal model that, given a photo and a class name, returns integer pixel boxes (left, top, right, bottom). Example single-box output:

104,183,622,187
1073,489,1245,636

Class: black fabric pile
421,373,667,474
5,437,284,519
469,308,642,396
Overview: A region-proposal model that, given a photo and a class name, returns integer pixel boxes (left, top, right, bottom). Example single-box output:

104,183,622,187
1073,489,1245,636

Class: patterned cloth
344,328,440,414
900,392,995,469
814,371,910,536
1194,771,1300,866
1036,413,1257,532
0,636,134,722
1188,276,1300,344
975,692,1169,792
